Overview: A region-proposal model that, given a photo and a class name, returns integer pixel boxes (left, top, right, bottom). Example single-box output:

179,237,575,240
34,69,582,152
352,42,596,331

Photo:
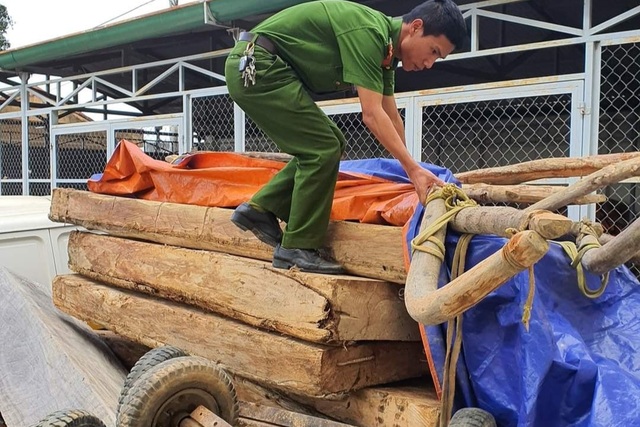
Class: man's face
400,20,455,72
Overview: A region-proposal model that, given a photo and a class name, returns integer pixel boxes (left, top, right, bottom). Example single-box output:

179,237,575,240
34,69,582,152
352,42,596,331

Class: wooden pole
525,156,640,213
450,207,572,239
456,152,640,185
463,183,606,205
404,197,448,325
407,230,549,325
599,233,640,265
581,217,640,274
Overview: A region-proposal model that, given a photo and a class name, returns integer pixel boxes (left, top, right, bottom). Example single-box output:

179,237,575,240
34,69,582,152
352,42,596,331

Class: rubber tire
448,408,497,427
117,345,188,412
116,356,239,427
32,409,106,427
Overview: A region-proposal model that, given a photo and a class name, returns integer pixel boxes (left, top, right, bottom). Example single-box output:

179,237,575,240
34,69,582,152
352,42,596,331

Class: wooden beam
67,231,419,344
238,402,355,427
295,383,439,427
53,275,428,398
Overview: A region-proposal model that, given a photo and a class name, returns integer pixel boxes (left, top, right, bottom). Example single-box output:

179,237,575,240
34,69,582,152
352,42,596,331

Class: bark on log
452,207,572,239
581,217,640,274
525,156,640,213
53,275,428,397
599,233,640,265
67,231,418,344
50,188,407,284
456,152,640,185
463,183,605,205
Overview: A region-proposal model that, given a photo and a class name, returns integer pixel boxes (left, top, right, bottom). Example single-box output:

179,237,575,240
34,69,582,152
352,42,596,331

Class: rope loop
557,219,610,299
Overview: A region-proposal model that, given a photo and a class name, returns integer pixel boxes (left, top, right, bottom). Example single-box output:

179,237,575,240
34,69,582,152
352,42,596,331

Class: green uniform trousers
225,42,346,249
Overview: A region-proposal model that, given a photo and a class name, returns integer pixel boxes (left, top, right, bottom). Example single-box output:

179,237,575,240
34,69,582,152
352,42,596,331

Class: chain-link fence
115,128,179,160
598,42,640,276
191,94,235,152
55,130,108,191
0,118,23,195
27,116,51,196
422,95,571,174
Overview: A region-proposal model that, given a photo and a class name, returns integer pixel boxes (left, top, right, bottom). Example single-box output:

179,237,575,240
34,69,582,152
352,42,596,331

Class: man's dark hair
403,0,467,50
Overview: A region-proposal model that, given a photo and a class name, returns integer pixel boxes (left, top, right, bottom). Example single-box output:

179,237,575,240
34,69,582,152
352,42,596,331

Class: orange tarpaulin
88,140,420,226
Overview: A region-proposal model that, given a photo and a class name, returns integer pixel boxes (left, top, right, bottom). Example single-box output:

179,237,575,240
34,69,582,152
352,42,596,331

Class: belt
238,32,277,55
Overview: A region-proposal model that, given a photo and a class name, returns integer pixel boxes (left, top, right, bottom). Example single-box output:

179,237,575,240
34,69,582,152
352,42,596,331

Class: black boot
273,244,345,275
231,203,283,247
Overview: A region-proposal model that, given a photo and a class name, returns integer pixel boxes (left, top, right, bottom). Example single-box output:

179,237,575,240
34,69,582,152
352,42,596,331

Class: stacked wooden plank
50,188,439,426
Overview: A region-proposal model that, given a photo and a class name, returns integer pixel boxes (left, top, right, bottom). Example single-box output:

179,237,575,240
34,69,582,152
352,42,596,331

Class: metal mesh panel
243,107,405,159
28,116,50,194
56,131,108,183
331,110,405,160
421,95,571,174
192,94,235,152
115,128,179,160
0,118,23,195
598,42,640,276
245,117,278,153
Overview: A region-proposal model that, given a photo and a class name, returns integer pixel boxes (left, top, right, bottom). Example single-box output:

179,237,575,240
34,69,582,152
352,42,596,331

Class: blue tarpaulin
341,159,640,427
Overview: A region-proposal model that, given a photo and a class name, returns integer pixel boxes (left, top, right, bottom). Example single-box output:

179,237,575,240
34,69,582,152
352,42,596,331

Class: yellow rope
411,184,477,262
439,234,473,427
414,185,540,426
555,220,610,299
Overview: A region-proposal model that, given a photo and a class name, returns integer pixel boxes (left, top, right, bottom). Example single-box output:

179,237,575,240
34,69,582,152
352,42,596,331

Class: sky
3,0,193,49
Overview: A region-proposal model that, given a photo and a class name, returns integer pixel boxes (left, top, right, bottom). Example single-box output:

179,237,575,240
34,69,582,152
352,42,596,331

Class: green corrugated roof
0,0,313,70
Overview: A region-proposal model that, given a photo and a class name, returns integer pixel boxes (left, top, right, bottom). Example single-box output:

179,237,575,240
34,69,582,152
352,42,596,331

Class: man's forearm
363,108,419,174
391,112,406,146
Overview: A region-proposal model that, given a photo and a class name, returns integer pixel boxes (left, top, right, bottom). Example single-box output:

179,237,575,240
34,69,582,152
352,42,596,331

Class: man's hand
356,86,445,205
407,167,446,205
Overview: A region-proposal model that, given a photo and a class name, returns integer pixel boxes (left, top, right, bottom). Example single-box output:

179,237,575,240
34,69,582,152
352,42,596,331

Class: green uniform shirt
252,0,402,96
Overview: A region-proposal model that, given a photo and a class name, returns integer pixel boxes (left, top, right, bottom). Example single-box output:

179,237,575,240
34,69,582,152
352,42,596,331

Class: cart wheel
116,356,239,427
32,409,106,427
118,345,188,412
448,407,497,427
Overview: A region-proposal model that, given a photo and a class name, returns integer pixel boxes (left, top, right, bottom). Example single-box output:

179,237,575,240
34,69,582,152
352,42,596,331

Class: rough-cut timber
526,155,640,213
296,383,439,427
67,231,418,344
50,188,406,284
238,402,355,427
462,183,606,205
50,189,572,285
456,152,640,184
53,275,428,398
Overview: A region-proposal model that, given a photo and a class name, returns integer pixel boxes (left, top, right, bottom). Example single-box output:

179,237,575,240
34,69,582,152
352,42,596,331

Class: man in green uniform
226,0,466,274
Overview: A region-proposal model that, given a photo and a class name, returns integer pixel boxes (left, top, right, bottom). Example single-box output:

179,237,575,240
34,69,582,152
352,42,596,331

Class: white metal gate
50,114,184,191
